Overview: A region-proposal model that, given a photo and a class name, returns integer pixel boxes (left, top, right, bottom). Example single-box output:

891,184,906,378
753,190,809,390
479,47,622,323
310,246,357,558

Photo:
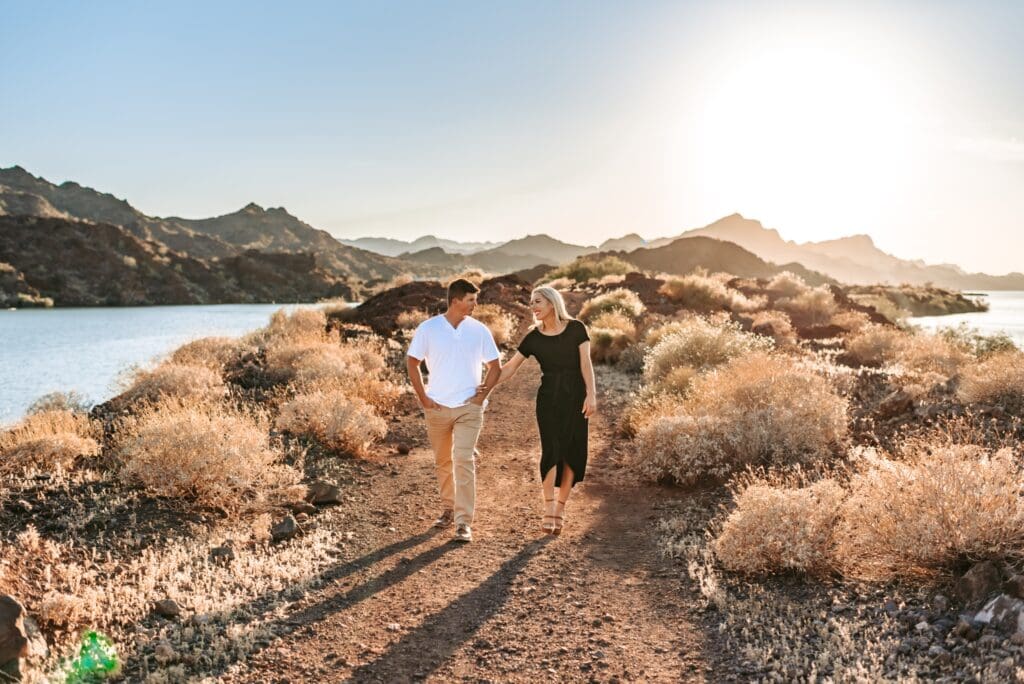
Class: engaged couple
406,279,598,543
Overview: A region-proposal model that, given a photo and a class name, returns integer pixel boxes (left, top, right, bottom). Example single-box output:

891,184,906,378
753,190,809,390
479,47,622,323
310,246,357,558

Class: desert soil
216,363,710,683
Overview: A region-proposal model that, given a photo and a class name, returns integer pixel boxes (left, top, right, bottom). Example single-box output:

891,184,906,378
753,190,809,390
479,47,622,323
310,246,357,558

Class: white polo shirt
407,314,500,408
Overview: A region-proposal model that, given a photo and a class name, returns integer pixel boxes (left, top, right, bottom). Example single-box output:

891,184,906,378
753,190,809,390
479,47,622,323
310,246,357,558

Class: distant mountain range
3,164,1021,309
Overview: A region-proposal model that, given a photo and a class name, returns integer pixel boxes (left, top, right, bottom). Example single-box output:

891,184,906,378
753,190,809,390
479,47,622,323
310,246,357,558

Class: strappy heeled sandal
552,497,568,536
541,498,557,534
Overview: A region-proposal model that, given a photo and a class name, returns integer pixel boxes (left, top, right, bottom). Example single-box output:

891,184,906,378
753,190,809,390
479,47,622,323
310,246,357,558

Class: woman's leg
553,465,575,533
541,465,557,532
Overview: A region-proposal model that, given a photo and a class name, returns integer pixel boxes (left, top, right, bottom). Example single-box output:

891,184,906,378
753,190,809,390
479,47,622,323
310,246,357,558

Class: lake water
908,290,1024,347
0,303,326,426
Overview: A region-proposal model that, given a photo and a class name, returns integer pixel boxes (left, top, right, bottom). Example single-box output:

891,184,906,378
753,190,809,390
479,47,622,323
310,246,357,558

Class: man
407,278,501,542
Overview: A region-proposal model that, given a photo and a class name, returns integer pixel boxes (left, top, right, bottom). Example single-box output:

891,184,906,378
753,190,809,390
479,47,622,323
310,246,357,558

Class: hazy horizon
3,0,1022,273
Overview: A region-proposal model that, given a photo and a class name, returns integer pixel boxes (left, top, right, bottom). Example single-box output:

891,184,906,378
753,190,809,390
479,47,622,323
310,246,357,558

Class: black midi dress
516,319,590,487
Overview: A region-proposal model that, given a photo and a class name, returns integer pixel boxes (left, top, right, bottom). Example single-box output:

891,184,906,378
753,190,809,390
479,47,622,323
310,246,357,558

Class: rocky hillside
0,166,408,283
0,215,354,306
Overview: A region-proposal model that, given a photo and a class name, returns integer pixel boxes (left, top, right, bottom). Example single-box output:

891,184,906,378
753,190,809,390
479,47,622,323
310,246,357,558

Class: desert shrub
714,474,845,575
473,304,517,346
776,286,838,327
843,324,905,367
957,351,1024,406
619,389,684,438
893,333,970,377
578,288,645,322
117,400,301,511
449,269,488,285
119,362,226,406
939,324,1018,358
749,310,797,346
169,336,240,370
0,410,101,474
766,271,809,298
829,310,872,335
26,390,91,415
834,446,1024,580
849,293,911,324
589,328,634,365
546,255,635,283
265,307,330,343
589,311,636,337
265,338,385,386
643,317,772,382
596,273,627,286
276,389,386,457
658,273,763,313
396,308,430,329
637,353,848,485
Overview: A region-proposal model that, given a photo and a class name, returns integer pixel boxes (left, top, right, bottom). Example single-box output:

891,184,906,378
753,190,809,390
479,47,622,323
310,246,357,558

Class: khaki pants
423,402,484,526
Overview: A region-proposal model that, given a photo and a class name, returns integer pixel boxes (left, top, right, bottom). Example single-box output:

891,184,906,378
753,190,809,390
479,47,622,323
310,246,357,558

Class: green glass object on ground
64,631,120,682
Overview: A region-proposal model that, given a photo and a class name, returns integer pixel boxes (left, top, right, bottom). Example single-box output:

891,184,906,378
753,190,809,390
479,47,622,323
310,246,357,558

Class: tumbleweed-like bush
117,399,301,511
473,304,518,346
714,474,845,575
578,288,645,323
0,410,101,474
118,362,226,406
658,273,763,313
643,317,772,382
637,353,848,485
275,389,387,457
957,350,1024,406
834,445,1024,580
776,286,838,327
169,336,241,370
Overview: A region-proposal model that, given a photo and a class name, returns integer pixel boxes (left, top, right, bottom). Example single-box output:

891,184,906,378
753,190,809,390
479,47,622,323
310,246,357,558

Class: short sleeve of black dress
570,320,589,346
517,331,535,359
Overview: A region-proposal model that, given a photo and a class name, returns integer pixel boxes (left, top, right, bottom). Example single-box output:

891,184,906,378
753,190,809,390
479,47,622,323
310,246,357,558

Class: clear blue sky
2,1,1022,273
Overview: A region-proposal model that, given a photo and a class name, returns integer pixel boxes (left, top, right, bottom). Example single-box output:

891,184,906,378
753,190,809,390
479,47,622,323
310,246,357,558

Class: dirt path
219,365,708,683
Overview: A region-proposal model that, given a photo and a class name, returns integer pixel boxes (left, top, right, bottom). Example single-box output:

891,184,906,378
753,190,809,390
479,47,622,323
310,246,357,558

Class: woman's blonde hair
532,286,574,331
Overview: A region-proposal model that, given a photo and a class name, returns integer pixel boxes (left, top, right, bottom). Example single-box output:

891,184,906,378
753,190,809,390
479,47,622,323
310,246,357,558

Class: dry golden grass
957,350,1024,405
618,387,685,437
0,410,101,474
835,445,1024,580
578,288,645,322
766,271,809,298
396,308,430,329
26,390,91,415
658,273,763,313
843,324,905,367
776,286,838,327
265,338,385,386
117,399,302,512
749,309,797,346
169,336,242,370
588,327,633,364
714,473,845,575
893,332,970,377
643,317,772,382
119,362,226,406
637,353,848,485
473,304,517,346
828,309,872,334
545,255,635,283
275,389,387,457
266,307,331,343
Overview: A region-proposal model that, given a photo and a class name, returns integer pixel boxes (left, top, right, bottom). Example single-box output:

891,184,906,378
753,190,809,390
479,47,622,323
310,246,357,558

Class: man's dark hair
447,278,479,303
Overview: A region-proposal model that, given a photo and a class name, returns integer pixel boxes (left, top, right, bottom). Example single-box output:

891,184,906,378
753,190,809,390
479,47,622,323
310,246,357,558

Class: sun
672,28,931,241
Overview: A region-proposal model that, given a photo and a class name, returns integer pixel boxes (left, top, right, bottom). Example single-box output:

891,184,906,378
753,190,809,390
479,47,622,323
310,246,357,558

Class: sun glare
675,29,932,240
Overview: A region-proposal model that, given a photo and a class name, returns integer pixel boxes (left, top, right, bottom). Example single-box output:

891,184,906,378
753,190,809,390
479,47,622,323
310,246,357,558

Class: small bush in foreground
766,271,809,298
637,353,848,485
119,362,226,406
843,325,905,367
578,288,645,323
776,286,838,327
0,410,101,474
276,389,386,457
396,308,429,330
835,446,1024,580
117,400,301,511
27,390,92,415
170,336,241,370
957,351,1024,406
659,273,762,313
545,255,635,283
749,310,797,346
643,317,772,382
265,339,385,387
473,304,517,346
714,474,845,575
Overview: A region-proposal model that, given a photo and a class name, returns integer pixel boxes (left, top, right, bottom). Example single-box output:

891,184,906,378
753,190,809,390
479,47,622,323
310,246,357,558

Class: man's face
450,292,478,316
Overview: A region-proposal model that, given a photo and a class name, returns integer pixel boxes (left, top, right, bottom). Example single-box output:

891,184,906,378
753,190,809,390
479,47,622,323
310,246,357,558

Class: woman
490,286,597,535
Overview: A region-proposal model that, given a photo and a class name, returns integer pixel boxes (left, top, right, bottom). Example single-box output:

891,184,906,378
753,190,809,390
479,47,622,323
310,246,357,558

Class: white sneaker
454,523,472,542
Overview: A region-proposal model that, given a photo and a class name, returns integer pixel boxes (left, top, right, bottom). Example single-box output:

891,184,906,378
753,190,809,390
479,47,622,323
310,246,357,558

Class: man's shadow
348,536,554,681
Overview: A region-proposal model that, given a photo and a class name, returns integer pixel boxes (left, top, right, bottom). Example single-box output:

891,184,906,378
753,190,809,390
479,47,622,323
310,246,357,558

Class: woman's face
530,292,554,320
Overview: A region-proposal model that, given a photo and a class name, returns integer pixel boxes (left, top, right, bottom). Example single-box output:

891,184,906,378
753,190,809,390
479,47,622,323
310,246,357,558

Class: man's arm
470,358,502,405
406,356,440,410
